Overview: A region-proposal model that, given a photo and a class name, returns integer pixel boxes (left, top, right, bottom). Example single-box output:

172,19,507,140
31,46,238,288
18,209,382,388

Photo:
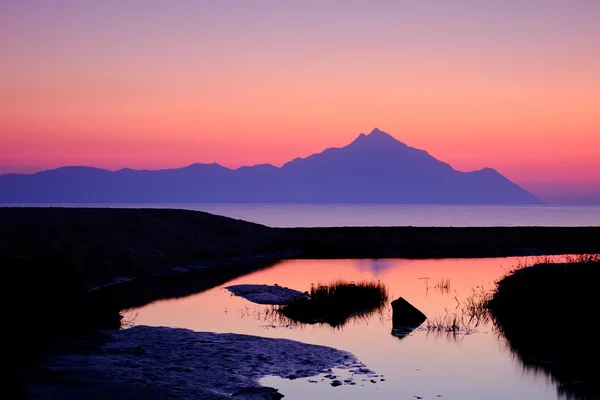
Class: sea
4,203,600,227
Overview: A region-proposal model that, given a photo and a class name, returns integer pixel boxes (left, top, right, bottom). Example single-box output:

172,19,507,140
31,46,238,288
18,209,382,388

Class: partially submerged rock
226,284,308,305
27,326,370,399
390,297,426,337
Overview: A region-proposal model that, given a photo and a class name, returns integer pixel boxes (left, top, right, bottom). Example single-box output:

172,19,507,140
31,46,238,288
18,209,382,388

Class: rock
331,380,343,387
232,386,284,399
226,284,308,305
390,297,426,337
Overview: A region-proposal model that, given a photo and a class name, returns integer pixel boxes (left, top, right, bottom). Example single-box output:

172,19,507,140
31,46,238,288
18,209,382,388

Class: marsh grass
278,280,389,328
424,283,494,336
504,253,600,275
425,310,464,333
463,285,493,325
485,253,600,399
237,305,299,328
435,278,451,289
120,309,139,329
432,278,451,294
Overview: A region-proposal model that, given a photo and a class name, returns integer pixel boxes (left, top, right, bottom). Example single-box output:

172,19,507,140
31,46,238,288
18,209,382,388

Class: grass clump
425,284,493,337
432,278,451,294
279,280,388,328
426,311,464,333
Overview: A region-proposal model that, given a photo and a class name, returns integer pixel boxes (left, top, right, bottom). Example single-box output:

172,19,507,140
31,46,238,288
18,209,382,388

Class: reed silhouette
278,280,389,328
488,255,600,399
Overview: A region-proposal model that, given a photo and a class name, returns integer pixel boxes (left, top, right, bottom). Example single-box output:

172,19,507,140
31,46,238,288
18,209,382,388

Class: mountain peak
367,127,397,141
351,127,404,148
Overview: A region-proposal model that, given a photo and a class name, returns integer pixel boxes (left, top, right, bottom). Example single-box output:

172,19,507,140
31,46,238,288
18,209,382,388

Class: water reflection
489,256,600,400
499,335,597,400
125,257,570,400
240,304,391,332
278,280,389,328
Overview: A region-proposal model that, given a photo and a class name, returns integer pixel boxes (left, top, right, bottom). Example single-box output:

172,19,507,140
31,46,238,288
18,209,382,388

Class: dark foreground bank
487,255,600,400
4,207,600,290
1,207,291,398
5,207,600,317
2,207,600,397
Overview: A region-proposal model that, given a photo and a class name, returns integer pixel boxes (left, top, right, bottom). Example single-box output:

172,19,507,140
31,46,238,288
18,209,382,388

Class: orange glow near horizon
1,2,599,200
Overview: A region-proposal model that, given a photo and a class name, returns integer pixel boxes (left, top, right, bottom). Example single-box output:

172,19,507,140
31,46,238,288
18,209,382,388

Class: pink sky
1,1,599,202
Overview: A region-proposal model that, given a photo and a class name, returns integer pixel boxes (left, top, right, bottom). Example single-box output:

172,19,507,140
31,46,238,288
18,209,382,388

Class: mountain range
0,128,543,204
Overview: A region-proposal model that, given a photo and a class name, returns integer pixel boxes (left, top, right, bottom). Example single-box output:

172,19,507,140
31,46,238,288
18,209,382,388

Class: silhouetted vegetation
278,280,389,328
3,208,600,396
0,207,290,398
487,254,600,400
432,278,451,294
423,285,492,336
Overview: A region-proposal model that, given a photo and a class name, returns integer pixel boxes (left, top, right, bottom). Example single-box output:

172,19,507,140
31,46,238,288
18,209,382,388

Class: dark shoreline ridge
3,207,600,397
5,207,600,314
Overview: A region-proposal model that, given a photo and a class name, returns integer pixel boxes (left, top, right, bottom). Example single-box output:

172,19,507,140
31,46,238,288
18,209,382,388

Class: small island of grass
278,280,389,328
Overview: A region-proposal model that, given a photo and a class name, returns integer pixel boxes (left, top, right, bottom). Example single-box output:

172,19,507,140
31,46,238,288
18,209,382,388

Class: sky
1,1,599,203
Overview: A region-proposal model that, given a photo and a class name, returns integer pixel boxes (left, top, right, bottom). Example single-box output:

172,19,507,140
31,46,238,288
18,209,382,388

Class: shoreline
487,256,600,399
3,207,600,398
26,326,373,400
4,207,600,329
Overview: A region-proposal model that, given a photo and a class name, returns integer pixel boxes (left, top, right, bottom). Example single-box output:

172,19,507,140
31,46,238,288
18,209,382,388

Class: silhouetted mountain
0,128,543,204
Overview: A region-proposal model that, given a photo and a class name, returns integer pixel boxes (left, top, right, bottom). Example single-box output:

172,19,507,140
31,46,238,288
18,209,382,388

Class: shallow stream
124,256,566,399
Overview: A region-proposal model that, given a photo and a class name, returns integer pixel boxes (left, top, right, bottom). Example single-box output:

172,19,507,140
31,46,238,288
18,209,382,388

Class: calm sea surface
125,256,569,399
6,203,600,227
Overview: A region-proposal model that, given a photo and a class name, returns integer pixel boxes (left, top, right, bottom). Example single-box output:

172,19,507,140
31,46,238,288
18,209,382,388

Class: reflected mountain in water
355,259,401,274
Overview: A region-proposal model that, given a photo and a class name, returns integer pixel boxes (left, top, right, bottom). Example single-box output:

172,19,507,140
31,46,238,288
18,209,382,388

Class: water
125,256,566,399
5,203,600,227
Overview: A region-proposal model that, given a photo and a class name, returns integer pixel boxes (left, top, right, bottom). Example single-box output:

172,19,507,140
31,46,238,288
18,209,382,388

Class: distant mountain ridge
0,128,543,204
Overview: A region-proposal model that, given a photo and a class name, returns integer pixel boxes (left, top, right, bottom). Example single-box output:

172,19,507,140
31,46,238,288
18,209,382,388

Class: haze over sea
6,203,600,227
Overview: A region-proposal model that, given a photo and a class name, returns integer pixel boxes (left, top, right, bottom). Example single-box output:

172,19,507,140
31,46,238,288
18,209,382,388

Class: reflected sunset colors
128,257,562,399
2,2,600,202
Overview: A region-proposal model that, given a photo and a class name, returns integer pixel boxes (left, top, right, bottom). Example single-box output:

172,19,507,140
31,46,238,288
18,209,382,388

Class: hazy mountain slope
0,128,543,204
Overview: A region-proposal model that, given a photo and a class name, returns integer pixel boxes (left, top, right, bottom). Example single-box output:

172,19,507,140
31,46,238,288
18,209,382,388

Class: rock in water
390,297,426,337
225,284,308,305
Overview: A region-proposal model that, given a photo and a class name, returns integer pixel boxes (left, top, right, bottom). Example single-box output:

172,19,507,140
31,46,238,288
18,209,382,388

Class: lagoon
125,256,567,399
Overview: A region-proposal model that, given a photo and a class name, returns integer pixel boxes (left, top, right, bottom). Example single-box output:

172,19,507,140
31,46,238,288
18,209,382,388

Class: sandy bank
27,326,372,400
